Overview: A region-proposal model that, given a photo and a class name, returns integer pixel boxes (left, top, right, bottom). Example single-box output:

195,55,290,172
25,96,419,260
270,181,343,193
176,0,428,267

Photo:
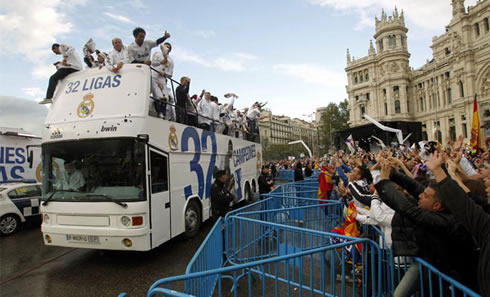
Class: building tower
373,7,412,122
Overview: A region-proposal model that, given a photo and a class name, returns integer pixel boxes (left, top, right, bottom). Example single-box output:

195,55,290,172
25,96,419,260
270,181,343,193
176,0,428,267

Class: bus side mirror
28,150,34,168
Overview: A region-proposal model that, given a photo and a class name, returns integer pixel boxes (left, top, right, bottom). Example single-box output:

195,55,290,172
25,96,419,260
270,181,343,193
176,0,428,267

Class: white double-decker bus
40,64,261,251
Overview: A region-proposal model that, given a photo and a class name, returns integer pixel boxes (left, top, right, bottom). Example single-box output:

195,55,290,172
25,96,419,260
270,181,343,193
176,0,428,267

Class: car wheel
184,200,201,238
0,214,20,236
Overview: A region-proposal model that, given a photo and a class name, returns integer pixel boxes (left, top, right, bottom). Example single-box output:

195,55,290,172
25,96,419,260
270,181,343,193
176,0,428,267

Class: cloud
273,64,346,87
310,0,478,31
0,0,85,80
194,30,217,39
173,48,259,72
0,96,48,136
103,12,134,24
126,0,147,9
23,87,43,98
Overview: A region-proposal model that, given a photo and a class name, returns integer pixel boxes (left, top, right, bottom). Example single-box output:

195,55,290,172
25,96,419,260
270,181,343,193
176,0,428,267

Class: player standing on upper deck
128,27,171,65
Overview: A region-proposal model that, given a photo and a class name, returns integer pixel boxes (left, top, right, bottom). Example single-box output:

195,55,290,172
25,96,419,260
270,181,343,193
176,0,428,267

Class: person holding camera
211,170,234,219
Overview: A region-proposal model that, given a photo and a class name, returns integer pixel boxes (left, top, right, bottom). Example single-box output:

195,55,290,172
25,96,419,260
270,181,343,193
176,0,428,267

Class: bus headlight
121,216,131,227
45,234,52,243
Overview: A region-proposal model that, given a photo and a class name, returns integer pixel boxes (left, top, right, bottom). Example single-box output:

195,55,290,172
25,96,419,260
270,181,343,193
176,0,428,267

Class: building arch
475,62,490,98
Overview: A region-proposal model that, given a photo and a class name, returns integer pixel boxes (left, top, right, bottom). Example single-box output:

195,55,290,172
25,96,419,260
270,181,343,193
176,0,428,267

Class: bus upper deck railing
148,66,261,143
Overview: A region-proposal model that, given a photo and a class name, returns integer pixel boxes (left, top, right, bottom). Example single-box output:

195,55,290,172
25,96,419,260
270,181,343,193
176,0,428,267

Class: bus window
150,152,168,193
42,139,146,202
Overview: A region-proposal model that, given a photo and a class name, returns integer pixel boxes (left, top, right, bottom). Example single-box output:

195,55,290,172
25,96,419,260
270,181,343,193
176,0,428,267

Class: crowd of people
40,27,262,141
263,136,489,296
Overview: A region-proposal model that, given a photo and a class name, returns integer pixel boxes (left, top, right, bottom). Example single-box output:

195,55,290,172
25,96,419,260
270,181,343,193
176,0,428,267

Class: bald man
106,38,132,73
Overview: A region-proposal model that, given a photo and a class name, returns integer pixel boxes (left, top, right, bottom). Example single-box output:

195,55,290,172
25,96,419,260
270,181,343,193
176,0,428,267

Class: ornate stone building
343,0,490,149
259,110,319,154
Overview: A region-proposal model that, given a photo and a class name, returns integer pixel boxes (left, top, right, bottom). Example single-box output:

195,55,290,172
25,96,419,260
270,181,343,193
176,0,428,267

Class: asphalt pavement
0,218,214,297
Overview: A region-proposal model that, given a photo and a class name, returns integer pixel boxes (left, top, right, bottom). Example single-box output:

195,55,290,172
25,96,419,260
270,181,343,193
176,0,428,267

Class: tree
263,143,309,161
319,99,349,151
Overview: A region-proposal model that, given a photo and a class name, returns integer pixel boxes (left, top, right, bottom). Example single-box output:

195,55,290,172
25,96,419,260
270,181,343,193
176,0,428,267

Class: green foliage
262,142,309,160
319,99,349,150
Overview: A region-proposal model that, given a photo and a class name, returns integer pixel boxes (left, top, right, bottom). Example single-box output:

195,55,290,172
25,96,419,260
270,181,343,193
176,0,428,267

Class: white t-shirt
247,107,261,121
198,99,213,125
128,40,157,63
59,44,83,71
106,47,131,70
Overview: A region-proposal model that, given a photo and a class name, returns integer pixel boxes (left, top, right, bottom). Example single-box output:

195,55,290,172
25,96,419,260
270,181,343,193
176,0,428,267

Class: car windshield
42,138,146,202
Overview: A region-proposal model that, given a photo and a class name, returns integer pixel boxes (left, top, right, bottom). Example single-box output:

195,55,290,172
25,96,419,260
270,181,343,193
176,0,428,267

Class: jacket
210,180,233,218
375,173,480,292
348,179,374,208
438,177,489,297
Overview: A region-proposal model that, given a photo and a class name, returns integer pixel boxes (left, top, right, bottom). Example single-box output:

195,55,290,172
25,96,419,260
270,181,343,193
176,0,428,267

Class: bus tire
244,183,255,203
184,200,201,238
0,214,20,236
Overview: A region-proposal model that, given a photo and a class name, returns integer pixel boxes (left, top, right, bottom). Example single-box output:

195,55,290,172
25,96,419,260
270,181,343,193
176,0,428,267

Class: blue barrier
120,177,481,297
412,257,481,297
184,217,224,297
276,169,294,181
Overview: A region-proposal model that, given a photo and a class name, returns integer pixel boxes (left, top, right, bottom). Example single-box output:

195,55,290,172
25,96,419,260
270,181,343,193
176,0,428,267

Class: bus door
148,148,170,247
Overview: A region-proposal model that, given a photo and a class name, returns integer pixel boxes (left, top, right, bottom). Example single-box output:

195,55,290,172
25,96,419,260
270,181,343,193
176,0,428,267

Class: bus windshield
42,138,146,202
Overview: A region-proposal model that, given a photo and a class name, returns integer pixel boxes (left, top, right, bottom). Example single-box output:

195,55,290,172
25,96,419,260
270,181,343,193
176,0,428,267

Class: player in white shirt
106,38,132,73
128,27,170,64
40,43,83,104
246,103,261,140
151,43,173,118
198,92,213,130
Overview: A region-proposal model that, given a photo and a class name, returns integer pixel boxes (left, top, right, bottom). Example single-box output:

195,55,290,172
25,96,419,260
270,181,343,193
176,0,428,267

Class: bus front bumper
41,225,151,251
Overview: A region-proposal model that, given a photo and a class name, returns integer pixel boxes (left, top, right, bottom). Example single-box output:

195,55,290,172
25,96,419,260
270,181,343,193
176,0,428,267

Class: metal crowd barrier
361,224,481,297
119,176,481,297
276,169,295,182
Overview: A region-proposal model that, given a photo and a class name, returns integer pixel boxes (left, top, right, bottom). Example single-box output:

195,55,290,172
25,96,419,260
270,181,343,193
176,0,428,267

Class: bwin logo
101,125,117,132
50,129,63,139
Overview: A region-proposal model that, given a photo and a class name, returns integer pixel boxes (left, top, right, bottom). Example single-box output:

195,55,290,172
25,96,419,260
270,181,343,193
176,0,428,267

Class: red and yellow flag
470,95,481,151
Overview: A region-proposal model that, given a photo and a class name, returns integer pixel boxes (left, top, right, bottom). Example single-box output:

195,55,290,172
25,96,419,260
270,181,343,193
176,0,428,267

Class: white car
0,181,42,236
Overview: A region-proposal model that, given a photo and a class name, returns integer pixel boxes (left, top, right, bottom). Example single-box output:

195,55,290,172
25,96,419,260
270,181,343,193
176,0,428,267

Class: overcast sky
0,0,478,135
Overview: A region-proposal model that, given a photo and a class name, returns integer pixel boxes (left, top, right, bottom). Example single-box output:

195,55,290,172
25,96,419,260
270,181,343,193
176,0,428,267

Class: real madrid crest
168,125,178,151
77,93,95,118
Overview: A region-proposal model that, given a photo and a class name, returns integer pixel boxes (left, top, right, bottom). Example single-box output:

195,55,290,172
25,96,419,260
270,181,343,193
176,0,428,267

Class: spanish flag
470,95,481,151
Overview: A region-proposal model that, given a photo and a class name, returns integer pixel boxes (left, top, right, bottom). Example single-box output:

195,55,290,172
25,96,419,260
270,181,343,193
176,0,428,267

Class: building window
389,35,396,48
447,88,452,104
360,73,363,82
365,72,369,81
394,100,401,113
475,23,480,37
354,76,358,84
378,39,384,51
355,95,359,101
462,123,467,138
459,80,464,97
366,93,370,101
445,47,451,55
360,105,365,118
393,86,400,98
485,18,490,32
385,102,388,115
435,130,442,143
445,71,450,78
420,97,424,112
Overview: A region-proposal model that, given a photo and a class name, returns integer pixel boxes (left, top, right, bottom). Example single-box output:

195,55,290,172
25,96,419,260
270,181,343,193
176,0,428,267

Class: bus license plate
66,234,100,244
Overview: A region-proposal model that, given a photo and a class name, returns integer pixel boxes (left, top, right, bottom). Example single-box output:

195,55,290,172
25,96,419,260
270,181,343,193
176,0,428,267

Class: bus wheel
184,200,201,238
0,214,20,236
245,183,255,203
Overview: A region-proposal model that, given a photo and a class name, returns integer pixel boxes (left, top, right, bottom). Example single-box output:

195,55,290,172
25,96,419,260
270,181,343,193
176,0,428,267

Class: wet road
0,218,214,297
